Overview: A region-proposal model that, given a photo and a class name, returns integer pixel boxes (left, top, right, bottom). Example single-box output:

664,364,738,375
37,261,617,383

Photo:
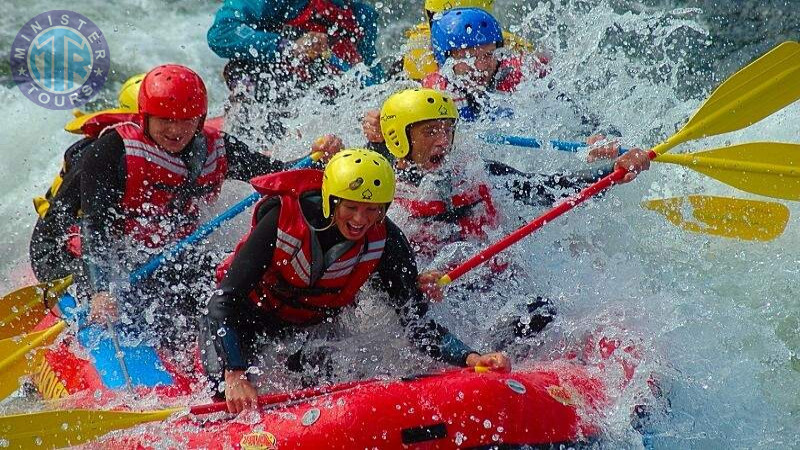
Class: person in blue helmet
420,7,549,121
422,7,621,155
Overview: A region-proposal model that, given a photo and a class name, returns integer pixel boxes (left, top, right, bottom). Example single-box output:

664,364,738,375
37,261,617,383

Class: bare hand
418,271,445,302
312,134,344,162
362,110,384,143
466,352,512,373
292,32,329,61
88,291,116,323
614,148,651,184
224,370,259,414
586,134,620,162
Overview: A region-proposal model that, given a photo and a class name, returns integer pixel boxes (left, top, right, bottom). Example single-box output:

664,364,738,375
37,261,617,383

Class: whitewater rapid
1,1,798,448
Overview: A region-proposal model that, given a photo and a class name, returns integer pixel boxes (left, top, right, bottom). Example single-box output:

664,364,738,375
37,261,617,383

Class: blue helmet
430,8,504,66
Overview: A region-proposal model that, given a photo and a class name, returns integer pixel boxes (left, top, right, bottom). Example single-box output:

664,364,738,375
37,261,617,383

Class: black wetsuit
30,137,94,282
201,194,478,393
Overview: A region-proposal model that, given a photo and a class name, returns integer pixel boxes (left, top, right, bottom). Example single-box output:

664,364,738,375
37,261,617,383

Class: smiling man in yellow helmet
201,148,509,412
403,0,535,80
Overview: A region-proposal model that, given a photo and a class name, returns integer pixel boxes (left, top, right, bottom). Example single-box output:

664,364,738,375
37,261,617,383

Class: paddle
655,143,800,201
438,40,800,285
0,275,72,340
0,378,369,449
0,321,67,400
643,195,790,241
483,136,800,201
484,135,798,237
481,134,592,153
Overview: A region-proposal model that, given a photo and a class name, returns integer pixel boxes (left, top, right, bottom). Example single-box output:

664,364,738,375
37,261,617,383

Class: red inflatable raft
28,298,644,448
94,362,609,449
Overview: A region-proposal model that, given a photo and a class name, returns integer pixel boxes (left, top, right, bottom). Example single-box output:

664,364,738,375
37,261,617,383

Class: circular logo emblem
9,10,110,110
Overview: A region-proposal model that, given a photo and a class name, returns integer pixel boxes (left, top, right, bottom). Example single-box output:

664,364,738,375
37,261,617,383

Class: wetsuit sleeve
223,134,291,181
207,0,293,62
205,201,281,371
485,159,612,207
374,220,477,367
79,131,127,294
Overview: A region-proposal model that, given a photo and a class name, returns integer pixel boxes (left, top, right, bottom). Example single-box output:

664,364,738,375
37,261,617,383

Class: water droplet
217,328,227,337
483,419,492,429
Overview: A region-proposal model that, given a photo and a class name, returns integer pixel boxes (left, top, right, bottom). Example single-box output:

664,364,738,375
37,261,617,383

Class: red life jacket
287,0,364,66
78,112,140,138
393,177,500,258
216,169,387,325
115,123,228,248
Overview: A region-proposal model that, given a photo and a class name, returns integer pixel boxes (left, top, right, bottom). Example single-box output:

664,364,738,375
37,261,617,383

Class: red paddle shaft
187,366,484,416
189,379,366,416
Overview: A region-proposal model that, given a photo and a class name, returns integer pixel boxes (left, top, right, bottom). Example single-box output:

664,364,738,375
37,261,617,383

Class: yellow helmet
380,88,458,159
118,73,146,111
424,0,495,14
322,149,396,218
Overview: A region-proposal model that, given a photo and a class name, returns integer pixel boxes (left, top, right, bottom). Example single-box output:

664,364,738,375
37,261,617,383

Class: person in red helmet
69,64,340,345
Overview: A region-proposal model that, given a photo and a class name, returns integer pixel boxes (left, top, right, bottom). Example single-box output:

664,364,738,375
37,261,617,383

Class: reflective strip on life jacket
116,123,227,247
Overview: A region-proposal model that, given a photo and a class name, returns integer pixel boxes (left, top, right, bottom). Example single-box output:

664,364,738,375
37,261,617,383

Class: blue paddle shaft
481,133,628,154
130,155,315,283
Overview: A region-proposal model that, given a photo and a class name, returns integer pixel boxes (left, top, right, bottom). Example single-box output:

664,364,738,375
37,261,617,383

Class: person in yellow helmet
201,148,510,412
359,88,650,346
402,0,535,80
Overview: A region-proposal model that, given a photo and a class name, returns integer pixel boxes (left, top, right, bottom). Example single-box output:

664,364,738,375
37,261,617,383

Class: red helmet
138,64,207,120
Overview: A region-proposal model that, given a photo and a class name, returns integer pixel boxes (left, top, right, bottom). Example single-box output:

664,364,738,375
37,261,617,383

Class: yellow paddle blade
643,195,789,241
0,275,72,340
0,321,67,401
656,142,800,201
0,407,182,449
655,41,800,154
